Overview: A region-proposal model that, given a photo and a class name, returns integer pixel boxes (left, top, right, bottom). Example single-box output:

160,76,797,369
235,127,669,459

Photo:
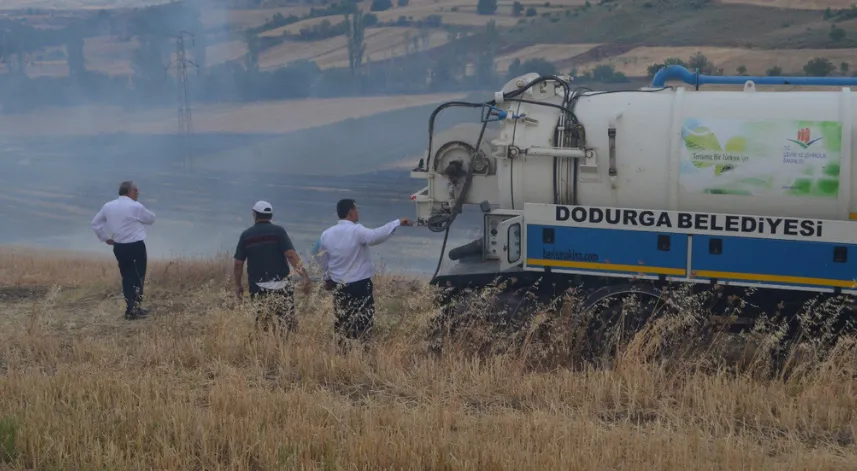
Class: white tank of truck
411,66,857,226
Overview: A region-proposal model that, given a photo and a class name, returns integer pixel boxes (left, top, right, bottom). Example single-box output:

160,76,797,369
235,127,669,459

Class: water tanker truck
411,65,857,341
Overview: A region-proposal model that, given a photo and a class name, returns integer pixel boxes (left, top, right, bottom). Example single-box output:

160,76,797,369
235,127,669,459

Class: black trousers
332,277,375,341
112,240,147,315
250,282,297,333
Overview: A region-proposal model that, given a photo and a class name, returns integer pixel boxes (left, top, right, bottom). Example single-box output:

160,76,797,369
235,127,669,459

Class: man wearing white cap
233,200,311,334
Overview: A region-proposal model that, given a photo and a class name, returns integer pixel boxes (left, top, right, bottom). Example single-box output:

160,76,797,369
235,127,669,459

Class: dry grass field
719,0,857,9
200,6,314,31
1,35,252,78
16,39,857,83
493,43,602,74
205,38,250,67
578,46,857,77
0,0,171,9
1,36,141,78
84,35,139,76
0,92,466,136
16,35,857,84
2,247,857,469
257,0,558,33
1,0,843,12
1,29,450,78
259,27,451,71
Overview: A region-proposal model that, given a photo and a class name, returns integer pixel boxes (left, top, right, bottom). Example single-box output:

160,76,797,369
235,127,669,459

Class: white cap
252,200,272,214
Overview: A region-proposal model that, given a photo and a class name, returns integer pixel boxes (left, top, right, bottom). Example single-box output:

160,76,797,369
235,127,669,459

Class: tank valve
482,104,527,123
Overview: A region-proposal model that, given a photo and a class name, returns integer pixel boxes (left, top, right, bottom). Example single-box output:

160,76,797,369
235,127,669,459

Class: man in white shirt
90,180,156,320
317,198,412,345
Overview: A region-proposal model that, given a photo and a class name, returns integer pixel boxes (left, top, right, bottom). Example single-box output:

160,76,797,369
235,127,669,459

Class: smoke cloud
0,0,490,275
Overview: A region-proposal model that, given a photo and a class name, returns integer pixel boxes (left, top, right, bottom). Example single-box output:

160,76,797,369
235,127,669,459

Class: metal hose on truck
423,75,575,282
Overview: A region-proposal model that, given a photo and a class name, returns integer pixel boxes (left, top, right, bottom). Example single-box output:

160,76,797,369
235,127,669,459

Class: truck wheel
770,295,857,378
426,286,538,356
579,284,681,366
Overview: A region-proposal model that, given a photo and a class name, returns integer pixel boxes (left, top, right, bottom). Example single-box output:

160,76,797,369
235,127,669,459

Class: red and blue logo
788,127,823,149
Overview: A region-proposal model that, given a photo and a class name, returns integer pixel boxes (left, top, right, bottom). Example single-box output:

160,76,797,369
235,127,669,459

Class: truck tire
426,285,538,356
578,283,682,365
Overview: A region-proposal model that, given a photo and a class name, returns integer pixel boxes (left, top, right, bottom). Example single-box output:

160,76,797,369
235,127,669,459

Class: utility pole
171,31,198,172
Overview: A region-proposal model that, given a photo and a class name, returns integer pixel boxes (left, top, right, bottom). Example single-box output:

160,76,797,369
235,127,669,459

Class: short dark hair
337,198,356,219
118,180,134,196
253,210,272,220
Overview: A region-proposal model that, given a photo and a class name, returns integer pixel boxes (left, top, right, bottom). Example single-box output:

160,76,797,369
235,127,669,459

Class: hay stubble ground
1,248,857,469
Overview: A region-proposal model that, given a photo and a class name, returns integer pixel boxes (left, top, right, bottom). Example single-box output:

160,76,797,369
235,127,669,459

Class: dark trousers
332,277,375,341
250,282,297,333
112,240,147,315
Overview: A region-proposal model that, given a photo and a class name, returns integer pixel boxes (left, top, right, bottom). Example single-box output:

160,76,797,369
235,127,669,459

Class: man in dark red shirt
233,201,311,335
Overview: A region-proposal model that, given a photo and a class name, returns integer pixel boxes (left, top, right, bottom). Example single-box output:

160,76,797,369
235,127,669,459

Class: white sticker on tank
679,118,842,200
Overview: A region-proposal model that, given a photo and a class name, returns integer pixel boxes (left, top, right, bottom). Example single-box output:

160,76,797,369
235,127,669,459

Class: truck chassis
426,203,857,361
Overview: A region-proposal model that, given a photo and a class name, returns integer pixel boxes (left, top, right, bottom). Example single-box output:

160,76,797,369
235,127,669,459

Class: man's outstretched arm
357,218,413,246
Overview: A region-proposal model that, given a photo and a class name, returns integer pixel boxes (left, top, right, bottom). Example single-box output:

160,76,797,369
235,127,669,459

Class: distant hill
4,0,857,115
0,0,172,9
7,0,857,80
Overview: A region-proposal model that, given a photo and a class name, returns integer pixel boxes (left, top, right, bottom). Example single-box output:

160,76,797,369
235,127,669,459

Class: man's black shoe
125,308,149,320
